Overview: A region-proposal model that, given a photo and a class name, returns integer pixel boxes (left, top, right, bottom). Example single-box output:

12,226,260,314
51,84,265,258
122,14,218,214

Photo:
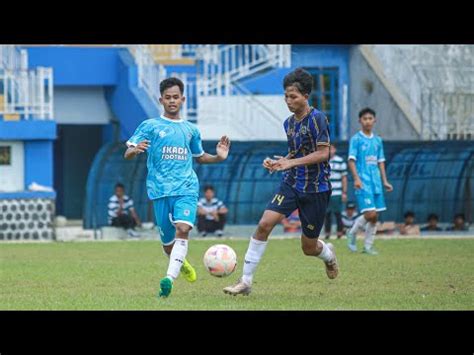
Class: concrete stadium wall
349,46,421,141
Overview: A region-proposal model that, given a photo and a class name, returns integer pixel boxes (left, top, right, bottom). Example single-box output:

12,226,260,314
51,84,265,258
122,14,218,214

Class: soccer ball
203,244,237,277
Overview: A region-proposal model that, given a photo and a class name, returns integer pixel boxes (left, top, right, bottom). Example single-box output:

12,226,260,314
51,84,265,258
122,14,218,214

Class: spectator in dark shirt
420,213,443,232
446,213,468,231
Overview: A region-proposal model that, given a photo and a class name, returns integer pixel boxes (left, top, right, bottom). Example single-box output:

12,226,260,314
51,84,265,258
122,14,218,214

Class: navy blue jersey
282,108,331,193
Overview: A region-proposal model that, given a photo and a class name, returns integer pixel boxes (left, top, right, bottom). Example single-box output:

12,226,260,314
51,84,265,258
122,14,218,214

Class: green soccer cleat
347,231,357,252
158,276,173,298
362,247,379,256
180,259,197,282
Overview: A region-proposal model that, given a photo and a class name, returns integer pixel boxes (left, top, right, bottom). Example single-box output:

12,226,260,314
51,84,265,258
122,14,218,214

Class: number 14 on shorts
272,194,285,206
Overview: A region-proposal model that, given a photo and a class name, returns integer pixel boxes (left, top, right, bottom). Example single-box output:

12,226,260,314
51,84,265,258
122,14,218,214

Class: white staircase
0,45,54,120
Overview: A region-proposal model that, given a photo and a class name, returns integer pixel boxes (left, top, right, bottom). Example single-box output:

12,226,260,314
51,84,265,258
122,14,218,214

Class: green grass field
1,238,473,310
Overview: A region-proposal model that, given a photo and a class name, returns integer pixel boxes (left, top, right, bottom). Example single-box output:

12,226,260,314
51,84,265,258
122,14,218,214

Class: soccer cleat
180,259,197,282
223,278,252,296
325,243,339,279
346,231,357,252
158,276,173,298
362,247,379,256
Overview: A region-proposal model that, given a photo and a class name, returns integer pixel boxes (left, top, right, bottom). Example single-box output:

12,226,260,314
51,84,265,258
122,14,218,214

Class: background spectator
324,143,348,239
341,201,358,233
421,213,443,232
399,211,420,235
197,185,228,237
282,209,302,233
446,213,468,231
108,183,141,237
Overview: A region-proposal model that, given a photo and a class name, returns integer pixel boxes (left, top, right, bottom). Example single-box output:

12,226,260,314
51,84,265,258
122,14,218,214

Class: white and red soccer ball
203,244,237,277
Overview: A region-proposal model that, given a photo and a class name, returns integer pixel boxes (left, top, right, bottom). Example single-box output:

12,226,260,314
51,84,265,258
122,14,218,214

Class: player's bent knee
175,223,191,236
257,219,274,235
364,211,377,223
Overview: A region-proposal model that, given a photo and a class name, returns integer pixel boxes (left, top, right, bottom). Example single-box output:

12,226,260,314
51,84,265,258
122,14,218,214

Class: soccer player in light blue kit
346,107,393,255
124,77,230,297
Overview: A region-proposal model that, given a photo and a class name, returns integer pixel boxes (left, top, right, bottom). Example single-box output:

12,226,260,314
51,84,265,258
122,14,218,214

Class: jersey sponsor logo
161,146,189,160
365,156,378,164
154,125,175,138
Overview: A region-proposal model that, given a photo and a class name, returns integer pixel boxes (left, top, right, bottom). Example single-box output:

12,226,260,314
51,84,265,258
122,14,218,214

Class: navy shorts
266,182,331,238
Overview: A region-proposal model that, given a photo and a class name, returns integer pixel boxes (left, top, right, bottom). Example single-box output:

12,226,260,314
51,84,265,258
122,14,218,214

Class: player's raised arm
124,140,150,160
196,136,231,164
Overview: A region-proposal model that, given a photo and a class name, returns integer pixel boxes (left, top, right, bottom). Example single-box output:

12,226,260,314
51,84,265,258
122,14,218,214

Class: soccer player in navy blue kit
224,68,339,296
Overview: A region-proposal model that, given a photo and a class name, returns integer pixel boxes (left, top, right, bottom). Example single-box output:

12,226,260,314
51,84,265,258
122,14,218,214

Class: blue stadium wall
84,140,473,229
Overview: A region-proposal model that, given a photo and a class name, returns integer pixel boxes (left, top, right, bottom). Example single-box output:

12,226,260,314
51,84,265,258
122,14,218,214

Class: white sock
242,237,268,285
317,239,334,263
349,215,368,235
166,238,188,280
364,223,377,249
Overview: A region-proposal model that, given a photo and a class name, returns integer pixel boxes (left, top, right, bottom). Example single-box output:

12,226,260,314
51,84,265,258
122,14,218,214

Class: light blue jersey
348,131,386,195
126,115,205,200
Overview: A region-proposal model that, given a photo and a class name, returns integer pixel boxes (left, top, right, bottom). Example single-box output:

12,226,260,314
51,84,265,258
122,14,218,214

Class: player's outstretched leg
302,236,339,279
224,210,281,296
347,214,368,252
159,236,189,298
362,221,378,255
162,247,197,282
362,211,378,255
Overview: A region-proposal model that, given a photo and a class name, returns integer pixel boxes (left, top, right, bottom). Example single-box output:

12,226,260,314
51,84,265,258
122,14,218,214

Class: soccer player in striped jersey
124,77,231,298
324,143,348,239
346,108,393,255
223,68,339,296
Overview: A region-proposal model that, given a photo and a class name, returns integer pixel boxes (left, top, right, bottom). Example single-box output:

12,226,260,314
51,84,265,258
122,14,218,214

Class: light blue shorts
153,195,197,246
355,190,386,214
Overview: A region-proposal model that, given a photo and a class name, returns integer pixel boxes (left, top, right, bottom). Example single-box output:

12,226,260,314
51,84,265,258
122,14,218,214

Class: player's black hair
404,211,415,218
358,107,376,118
283,68,313,96
454,213,465,221
160,77,184,95
427,213,439,221
115,183,125,190
203,185,214,192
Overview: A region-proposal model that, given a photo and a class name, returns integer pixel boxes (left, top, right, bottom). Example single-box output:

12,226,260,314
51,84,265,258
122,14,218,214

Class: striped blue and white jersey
329,154,347,196
198,197,226,221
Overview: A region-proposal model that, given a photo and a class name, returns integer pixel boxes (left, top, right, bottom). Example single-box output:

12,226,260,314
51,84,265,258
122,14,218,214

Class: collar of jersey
359,130,374,139
160,115,184,123
292,106,314,122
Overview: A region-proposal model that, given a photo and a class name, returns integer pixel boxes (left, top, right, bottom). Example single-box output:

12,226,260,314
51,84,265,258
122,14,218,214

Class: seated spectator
197,185,228,237
282,210,302,233
108,183,141,237
398,211,420,235
341,201,358,233
446,213,468,231
420,213,443,232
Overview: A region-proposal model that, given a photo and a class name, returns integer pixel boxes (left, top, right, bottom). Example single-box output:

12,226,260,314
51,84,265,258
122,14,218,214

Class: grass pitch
1,238,473,310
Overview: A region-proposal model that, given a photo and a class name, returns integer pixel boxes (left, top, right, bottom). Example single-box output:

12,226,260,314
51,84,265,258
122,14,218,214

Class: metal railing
128,45,167,110
197,45,291,95
0,45,54,120
0,67,54,120
0,45,27,72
